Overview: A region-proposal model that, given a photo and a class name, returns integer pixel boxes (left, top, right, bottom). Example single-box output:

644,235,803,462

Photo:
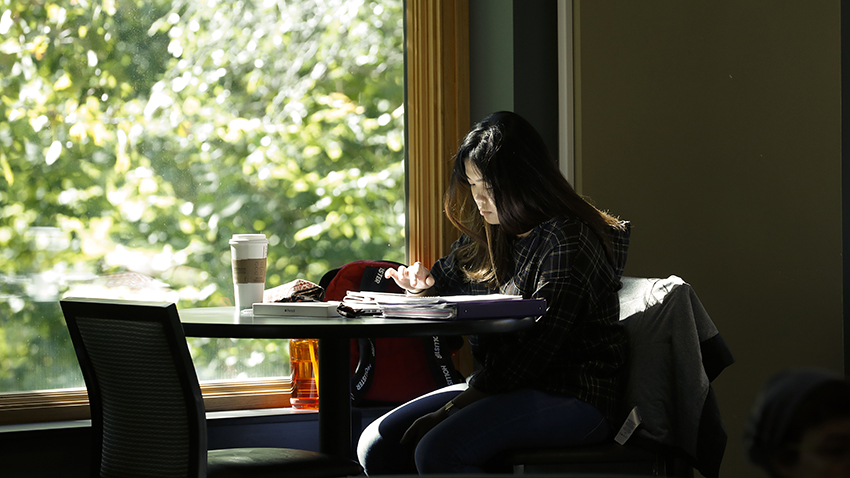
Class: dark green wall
469,0,559,161
576,2,842,477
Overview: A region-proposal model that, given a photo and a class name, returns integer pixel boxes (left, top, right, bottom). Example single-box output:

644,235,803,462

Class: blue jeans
356,383,611,475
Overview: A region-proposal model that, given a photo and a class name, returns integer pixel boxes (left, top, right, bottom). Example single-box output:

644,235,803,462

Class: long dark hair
444,111,624,288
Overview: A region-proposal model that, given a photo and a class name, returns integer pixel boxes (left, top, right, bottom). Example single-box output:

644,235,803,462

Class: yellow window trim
406,0,470,266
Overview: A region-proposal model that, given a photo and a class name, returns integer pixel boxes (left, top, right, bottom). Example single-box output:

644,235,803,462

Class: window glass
0,0,405,391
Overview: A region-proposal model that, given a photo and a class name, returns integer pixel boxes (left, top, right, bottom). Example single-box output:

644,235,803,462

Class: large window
0,0,405,411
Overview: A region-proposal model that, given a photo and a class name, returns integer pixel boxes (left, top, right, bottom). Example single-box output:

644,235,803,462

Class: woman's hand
399,387,487,447
385,262,435,293
400,407,449,447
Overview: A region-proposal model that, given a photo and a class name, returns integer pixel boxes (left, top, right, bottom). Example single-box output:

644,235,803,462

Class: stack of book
343,291,546,321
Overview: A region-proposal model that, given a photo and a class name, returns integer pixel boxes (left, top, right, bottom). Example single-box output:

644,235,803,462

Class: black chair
504,276,734,477
61,297,363,478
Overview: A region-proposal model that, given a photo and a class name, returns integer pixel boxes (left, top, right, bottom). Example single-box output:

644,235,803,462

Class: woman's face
776,416,850,478
465,161,499,225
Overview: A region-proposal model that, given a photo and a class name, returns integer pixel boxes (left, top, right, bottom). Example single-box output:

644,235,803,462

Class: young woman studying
356,111,631,474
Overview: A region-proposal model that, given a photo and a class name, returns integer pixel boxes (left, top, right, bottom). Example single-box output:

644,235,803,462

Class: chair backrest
616,276,734,478
61,298,207,478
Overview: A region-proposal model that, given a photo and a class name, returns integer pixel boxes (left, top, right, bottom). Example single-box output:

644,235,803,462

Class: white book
252,301,343,317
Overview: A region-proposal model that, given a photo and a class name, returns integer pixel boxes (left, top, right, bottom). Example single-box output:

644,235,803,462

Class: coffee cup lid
229,234,268,245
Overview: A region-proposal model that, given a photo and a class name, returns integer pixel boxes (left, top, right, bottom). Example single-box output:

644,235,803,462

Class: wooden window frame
406,0,470,267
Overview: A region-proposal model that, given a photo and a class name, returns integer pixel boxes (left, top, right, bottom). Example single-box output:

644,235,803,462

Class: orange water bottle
289,338,319,409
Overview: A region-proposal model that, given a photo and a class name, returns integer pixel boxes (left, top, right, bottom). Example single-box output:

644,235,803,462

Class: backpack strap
350,338,376,405
420,336,465,388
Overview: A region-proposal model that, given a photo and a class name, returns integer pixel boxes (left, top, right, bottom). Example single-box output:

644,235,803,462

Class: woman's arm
470,220,612,393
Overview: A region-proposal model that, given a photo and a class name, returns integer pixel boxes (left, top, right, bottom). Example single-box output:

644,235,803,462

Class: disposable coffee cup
229,234,269,310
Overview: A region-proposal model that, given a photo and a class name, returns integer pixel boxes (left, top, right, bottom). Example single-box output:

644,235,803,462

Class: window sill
0,377,293,426
0,406,319,435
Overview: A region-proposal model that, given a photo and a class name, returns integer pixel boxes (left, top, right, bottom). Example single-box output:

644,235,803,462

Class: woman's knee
356,417,380,470
359,415,420,474
414,430,461,474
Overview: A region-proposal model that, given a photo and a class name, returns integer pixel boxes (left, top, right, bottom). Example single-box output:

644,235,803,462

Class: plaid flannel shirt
431,216,630,421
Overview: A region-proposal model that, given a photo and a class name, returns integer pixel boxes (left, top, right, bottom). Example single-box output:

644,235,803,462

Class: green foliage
0,0,405,390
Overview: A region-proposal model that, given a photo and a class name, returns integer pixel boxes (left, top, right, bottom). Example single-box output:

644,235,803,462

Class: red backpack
319,260,464,406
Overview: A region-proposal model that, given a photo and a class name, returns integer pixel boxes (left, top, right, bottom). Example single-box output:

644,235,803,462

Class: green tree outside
0,0,405,391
